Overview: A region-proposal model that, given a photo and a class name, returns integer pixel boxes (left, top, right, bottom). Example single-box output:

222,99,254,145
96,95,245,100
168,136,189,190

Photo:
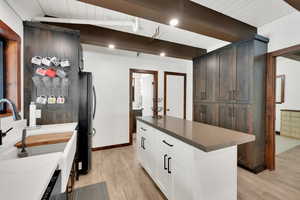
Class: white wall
82,44,193,148
275,57,300,132
0,1,25,153
258,11,300,52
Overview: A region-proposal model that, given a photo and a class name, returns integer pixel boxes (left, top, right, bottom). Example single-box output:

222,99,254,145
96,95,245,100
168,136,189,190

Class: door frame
129,69,158,145
164,71,187,119
265,44,300,170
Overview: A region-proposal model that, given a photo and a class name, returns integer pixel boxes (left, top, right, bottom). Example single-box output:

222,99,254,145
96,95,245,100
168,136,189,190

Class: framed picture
276,75,285,104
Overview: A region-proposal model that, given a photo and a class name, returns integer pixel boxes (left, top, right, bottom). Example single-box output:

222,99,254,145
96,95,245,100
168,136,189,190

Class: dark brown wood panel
0,20,21,116
45,23,206,60
216,47,235,102
193,36,269,172
235,41,252,103
203,103,218,126
23,22,80,125
218,103,234,129
284,0,300,11
79,0,257,42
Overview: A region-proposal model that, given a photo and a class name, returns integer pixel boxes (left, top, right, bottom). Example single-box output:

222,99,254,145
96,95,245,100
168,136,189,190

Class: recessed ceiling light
160,52,166,57
108,44,115,49
169,18,179,26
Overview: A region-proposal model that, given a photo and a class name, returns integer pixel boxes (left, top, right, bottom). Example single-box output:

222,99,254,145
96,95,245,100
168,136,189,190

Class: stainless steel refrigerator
77,71,96,175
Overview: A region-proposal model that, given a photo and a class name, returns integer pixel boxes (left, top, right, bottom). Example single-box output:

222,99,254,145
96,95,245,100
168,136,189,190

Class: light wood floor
75,142,300,200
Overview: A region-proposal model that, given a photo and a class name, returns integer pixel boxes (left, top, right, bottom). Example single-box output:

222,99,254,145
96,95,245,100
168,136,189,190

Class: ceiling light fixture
160,52,166,57
108,44,115,49
169,18,179,26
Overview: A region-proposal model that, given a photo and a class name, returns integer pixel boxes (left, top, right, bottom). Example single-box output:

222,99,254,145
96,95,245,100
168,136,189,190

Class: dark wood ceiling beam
45,23,206,60
79,0,257,42
284,0,300,11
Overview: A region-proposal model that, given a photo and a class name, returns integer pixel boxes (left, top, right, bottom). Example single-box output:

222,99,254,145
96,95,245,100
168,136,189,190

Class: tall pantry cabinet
193,35,269,173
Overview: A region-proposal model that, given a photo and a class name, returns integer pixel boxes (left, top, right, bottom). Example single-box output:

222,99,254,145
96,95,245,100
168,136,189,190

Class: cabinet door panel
236,41,252,103
205,54,218,101
194,103,218,125
193,59,202,102
216,47,235,102
155,132,172,198
172,163,193,200
218,104,234,129
234,104,253,167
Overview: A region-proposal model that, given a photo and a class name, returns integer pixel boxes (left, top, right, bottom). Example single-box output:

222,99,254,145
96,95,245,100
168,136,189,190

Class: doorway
266,44,300,170
129,69,158,144
164,72,187,119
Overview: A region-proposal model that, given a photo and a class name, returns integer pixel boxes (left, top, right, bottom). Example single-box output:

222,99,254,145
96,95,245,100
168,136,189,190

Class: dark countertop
137,116,255,152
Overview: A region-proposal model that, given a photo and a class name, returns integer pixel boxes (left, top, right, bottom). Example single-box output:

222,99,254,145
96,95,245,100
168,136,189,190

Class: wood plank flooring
75,142,300,200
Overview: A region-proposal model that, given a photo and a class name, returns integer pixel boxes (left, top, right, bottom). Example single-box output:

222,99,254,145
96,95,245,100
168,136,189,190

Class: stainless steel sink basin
18,142,67,157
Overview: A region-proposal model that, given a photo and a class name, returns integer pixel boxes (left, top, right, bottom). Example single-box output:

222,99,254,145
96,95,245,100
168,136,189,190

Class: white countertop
0,152,61,200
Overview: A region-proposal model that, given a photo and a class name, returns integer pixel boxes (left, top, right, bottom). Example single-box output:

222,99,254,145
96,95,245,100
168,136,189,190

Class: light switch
35,109,41,118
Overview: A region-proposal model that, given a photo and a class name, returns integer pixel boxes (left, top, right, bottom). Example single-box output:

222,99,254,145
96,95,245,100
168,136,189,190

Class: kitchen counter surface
137,116,255,152
0,152,61,200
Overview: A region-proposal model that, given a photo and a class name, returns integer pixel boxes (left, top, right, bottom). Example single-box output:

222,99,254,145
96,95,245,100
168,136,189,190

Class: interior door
165,73,186,119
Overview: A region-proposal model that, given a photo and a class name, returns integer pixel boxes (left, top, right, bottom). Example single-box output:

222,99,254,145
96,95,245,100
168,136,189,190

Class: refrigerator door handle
92,86,97,119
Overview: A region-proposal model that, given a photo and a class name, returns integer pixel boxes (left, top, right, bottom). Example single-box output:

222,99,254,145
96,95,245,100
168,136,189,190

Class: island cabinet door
155,131,175,198
136,121,156,177
170,139,194,200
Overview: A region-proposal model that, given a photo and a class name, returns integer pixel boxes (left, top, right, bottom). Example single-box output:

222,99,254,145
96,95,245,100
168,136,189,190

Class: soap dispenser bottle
29,101,36,127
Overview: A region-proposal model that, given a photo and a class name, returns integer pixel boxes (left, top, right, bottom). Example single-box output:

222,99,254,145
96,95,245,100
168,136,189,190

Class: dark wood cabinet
216,47,235,102
218,104,234,129
194,103,218,126
193,54,217,102
235,41,252,103
193,35,268,173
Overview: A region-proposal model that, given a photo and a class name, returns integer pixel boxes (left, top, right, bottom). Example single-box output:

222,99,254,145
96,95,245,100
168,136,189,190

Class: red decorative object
46,68,56,77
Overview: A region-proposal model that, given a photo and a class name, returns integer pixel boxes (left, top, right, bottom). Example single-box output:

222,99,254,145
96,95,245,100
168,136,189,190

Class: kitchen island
136,116,255,200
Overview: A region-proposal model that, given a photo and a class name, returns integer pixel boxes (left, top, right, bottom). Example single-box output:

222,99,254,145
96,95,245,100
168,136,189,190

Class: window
0,39,4,113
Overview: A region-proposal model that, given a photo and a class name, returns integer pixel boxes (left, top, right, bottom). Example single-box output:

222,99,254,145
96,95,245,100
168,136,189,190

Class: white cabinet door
155,131,174,198
172,161,194,200
137,121,156,177
170,135,194,200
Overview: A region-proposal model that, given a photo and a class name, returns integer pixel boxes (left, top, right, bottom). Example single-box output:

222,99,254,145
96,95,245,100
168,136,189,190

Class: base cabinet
137,121,237,200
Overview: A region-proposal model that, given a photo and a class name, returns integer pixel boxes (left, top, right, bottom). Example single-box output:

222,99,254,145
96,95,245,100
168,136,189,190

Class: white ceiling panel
190,0,296,27
7,0,228,51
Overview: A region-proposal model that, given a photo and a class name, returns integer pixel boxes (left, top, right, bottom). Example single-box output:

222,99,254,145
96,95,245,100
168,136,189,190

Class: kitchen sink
18,142,67,157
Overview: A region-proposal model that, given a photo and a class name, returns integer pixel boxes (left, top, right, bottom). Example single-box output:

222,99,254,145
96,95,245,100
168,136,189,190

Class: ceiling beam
79,0,257,42
283,0,300,11
45,22,206,60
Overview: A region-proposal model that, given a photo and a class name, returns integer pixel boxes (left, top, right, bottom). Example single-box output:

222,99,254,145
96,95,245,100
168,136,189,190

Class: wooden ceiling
284,0,300,11
45,22,207,60
79,0,257,42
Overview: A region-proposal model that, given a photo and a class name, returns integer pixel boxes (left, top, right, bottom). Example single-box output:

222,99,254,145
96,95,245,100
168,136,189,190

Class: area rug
72,182,110,200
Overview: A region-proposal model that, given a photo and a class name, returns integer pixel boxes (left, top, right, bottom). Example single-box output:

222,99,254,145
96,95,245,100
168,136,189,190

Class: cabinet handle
167,157,172,174
164,154,168,170
143,137,146,150
140,136,143,148
140,127,147,131
162,140,174,147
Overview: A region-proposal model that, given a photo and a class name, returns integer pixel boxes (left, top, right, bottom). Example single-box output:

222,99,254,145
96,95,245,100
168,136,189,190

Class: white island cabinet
136,117,254,200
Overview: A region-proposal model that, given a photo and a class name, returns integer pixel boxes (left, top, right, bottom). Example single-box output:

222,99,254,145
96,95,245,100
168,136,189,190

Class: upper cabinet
216,47,235,102
193,53,217,102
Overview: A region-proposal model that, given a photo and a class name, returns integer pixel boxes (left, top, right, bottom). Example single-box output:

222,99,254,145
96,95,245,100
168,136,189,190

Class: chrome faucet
0,98,21,145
